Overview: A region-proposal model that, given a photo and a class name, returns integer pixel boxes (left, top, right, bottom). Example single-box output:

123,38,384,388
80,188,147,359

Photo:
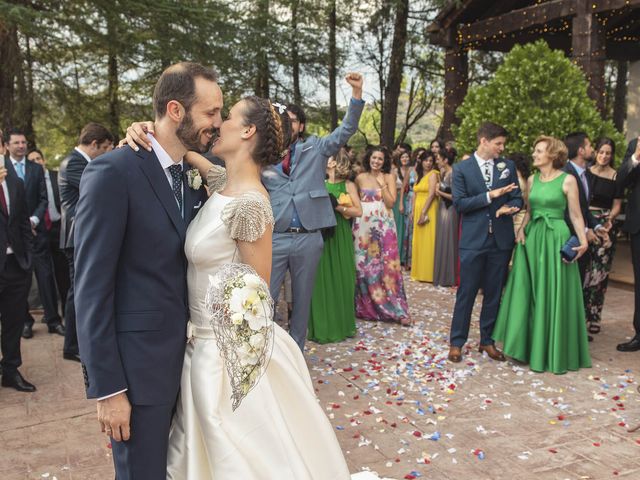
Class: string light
434,1,638,133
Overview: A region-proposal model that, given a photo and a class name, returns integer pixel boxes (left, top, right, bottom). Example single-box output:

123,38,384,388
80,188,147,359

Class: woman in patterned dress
353,147,410,324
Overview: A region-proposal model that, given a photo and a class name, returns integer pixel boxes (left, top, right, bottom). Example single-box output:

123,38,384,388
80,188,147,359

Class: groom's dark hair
153,62,218,118
476,122,508,144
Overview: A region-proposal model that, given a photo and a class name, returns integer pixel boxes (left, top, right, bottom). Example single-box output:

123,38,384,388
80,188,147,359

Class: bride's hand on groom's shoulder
122,121,155,152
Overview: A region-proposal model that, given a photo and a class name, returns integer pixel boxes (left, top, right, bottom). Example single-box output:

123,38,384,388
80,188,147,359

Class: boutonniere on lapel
496,162,506,171
186,168,202,190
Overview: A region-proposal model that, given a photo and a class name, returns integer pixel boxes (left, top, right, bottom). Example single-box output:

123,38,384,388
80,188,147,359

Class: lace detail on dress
206,165,227,192
221,191,274,243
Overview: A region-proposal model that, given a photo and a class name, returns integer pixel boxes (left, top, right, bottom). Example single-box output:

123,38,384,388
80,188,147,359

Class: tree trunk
613,60,628,132
255,0,270,97
291,0,301,106
107,15,120,139
328,0,338,130
0,21,19,130
380,0,409,149
16,32,35,145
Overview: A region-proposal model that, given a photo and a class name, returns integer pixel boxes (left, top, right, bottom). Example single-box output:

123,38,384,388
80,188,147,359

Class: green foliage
453,40,626,162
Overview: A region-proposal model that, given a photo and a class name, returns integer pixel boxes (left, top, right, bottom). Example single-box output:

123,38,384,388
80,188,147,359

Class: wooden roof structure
428,0,640,139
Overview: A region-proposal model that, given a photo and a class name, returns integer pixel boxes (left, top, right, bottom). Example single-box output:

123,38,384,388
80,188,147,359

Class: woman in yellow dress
411,153,439,282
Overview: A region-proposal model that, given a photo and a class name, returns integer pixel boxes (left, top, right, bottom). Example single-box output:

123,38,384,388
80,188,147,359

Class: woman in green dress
309,149,362,343
493,136,591,374
392,151,411,261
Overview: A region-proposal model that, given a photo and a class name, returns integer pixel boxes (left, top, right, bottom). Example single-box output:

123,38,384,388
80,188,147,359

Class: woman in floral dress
353,147,410,324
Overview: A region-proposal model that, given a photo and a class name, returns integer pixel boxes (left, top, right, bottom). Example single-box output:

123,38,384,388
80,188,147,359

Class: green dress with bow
493,172,591,374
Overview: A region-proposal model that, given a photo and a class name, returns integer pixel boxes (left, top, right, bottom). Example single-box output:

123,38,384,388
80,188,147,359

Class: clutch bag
560,235,580,262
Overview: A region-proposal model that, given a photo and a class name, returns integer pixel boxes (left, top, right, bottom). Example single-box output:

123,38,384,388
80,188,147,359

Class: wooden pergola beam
456,0,640,46
458,0,576,45
573,0,607,113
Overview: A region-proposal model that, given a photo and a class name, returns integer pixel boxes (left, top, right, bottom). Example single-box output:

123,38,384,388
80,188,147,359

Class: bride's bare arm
124,122,214,179
184,151,215,179
236,231,272,287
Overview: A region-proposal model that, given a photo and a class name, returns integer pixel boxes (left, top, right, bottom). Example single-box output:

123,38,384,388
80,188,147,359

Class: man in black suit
0,154,37,392
616,137,640,352
28,148,69,315
58,123,114,362
3,128,64,339
563,132,610,280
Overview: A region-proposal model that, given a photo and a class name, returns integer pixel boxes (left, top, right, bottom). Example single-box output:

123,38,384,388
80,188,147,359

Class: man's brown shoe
448,346,462,363
479,344,506,361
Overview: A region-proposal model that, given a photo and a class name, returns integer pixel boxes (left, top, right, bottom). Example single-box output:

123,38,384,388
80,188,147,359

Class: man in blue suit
262,73,364,351
449,122,523,363
74,62,222,479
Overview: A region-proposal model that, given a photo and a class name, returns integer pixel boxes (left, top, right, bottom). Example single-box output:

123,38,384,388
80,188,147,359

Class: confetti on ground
303,276,640,478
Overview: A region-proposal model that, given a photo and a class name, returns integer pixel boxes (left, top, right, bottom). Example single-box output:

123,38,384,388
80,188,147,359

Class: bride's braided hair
242,96,292,167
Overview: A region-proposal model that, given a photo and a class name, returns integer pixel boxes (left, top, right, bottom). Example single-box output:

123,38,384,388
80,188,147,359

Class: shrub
452,40,626,162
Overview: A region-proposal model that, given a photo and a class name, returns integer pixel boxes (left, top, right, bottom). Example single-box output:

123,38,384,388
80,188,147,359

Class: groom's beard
177,113,216,154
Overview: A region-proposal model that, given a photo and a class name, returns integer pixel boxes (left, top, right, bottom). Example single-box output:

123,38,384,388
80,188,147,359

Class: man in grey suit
262,73,364,350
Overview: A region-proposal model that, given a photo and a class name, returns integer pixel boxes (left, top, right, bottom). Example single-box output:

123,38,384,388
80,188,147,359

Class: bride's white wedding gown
166,191,351,480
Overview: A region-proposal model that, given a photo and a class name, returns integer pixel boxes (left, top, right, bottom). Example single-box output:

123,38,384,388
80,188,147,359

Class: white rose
192,173,202,190
238,343,259,366
230,312,244,325
249,332,265,350
497,162,506,171
246,310,268,331
229,286,260,314
245,299,272,331
243,273,262,289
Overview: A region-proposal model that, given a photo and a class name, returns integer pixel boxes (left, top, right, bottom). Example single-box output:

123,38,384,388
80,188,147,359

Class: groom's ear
166,100,185,123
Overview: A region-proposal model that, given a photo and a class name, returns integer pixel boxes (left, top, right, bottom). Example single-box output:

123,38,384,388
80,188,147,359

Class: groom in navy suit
74,62,222,479
449,122,523,363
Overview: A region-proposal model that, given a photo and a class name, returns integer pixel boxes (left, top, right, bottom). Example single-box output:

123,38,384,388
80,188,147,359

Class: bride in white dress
156,97,351,479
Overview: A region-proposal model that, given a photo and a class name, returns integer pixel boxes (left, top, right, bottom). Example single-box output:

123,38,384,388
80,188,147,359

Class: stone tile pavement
1,277,638,479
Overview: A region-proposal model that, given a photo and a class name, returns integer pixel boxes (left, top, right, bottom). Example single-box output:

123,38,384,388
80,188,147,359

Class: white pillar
627,61,640,141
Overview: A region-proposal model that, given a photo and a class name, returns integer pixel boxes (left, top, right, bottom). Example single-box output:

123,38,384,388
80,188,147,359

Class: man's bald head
152,62,219,118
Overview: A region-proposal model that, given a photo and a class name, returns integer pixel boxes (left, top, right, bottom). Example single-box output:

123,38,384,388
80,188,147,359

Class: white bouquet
205,263,274,411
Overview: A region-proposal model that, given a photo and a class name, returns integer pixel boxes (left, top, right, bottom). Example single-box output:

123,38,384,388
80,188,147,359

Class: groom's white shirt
148,133,184,205
97,135,185,401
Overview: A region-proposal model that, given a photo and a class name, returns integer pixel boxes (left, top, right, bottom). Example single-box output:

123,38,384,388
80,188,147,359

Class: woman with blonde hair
309,148,362,342
493,136,591,374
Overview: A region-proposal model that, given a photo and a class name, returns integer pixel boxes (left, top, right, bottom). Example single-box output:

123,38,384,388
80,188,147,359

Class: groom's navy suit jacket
74,146,206,405
452,155,523,251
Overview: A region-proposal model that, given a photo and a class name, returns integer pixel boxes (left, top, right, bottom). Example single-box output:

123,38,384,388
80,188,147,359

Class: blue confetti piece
336,426,344,430
477,451,485,460
428,431,441,441
416,408,425,415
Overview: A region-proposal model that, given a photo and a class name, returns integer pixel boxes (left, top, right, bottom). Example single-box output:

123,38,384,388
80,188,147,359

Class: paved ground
1,277,639,480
